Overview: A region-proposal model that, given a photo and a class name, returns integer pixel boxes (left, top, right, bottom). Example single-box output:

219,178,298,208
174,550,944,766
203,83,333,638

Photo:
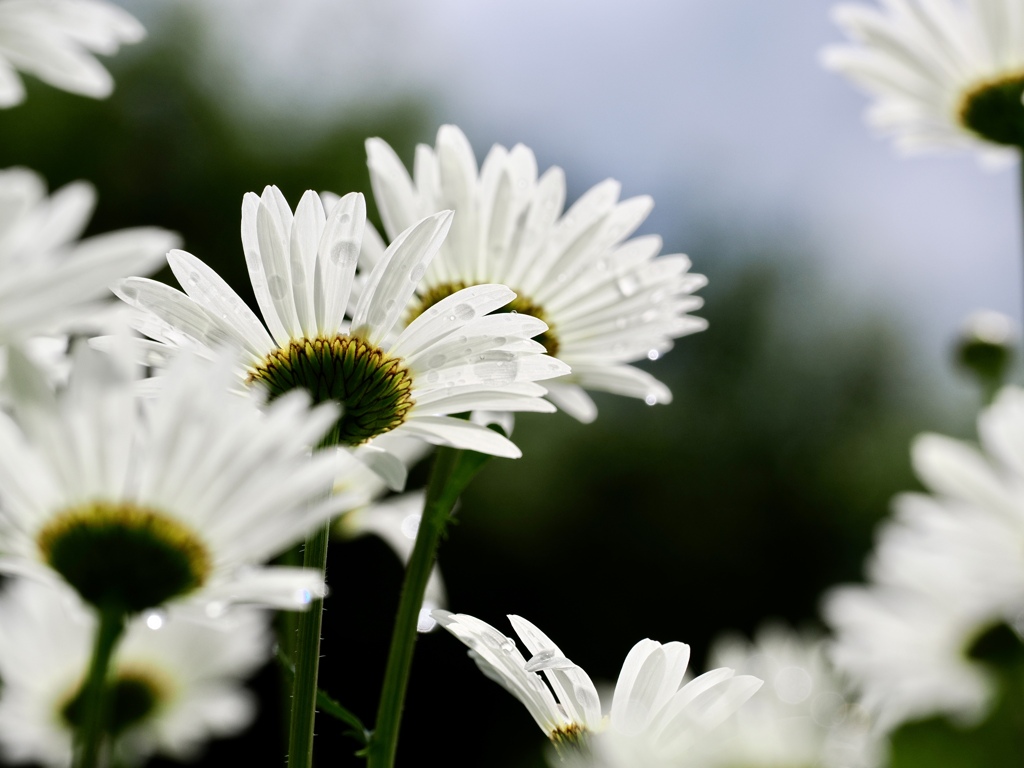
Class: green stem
287,519,331,768
286,426,340,768
366,447,463,768
74,607,126,768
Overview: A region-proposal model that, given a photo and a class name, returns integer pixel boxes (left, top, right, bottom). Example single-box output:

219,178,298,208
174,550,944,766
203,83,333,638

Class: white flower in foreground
0,0,144,107
699,624,886,768
0,167,174,344
0,579,269,766
826,386,1024,730
433,611,761,766
114,187,568,471
824,0,1024,161
0,342,347,615
365,125,707,423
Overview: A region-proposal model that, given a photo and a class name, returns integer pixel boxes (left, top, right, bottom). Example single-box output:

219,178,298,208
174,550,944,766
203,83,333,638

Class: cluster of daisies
0,0,1022,765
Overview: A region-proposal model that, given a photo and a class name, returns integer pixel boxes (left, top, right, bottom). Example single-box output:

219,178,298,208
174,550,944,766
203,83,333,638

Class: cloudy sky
126,0,1022,379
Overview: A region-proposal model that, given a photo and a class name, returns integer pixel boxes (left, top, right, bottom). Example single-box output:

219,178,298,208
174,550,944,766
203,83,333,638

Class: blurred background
1,1,1019,765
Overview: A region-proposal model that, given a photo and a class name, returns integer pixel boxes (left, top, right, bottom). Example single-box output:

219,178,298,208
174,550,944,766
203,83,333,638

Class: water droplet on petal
145,611,165,630
401,514,421,539
188,271,201,286
409,264,427,282
499,638,516,653
644,394,658,406
268,275,287,300
297,589,312,605
647,349,660,361
453,304,475,321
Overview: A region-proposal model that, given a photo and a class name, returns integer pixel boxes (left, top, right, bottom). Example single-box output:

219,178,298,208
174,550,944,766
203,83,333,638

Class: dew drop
400,513,421,540
644,394,658,406
499,638,516,653
297,589,313,605
268,275,287,299
427,371,440,384
647,349,660,361
119,286,138,302
145,611,165,630
453,304,475,321
339,213,352,225
409,264,427,282
428,353,447,368
188,271,201,286
330,241,358,267
617,275,639,296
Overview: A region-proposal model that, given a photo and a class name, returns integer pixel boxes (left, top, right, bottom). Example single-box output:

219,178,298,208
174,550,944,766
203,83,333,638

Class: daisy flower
825,385,1024,730
432,611,761,765
0,167,175,345
699,624,887,768
0,341,347,616
0,0,144,107
113,186,568,469
824,0,1024,160
0,579,269,766
365,125,707,423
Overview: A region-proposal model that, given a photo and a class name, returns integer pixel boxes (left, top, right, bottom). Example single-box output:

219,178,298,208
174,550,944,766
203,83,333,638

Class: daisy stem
367,446,469,768
287,519,331,767
74,606,126,768
287,426,341,768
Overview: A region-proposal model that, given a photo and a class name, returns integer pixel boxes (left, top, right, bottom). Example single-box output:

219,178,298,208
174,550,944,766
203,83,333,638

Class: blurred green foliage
0,7,1015,767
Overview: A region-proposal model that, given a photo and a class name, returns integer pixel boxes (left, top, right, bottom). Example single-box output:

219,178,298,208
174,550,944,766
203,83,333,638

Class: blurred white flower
365,125,707,423
697,624,887,768
0,167,174,345
0,0,144,106
433,611,760,766
114,187,568,473
0,578,269,766
0,341,349,615
824,0,1024,162
826,386,1024,730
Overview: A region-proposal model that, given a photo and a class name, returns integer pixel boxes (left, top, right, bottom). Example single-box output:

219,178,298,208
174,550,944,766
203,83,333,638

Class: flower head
114,187,568,469
0,579,269,766
433,611,760,766
824,0,1024,161
366,126,707,423
825,386,1024,730
0,167,174,345
0,341,346,615
0,0,144,107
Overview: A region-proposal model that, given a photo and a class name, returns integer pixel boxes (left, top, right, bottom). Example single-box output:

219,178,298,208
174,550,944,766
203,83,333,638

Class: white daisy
824,0,1024,160
432,611,761,765
365,125,707,423
0,578,269,766
0,0,144,107
698,624,887,768
824,584,995,731
0,167,175,345
825,385,1024,730
113,186,568,467
0,341,348,616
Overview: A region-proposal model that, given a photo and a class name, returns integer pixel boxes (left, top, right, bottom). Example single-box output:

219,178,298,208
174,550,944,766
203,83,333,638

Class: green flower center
248,335,414,446
38,502,211,614
409,282,559,357
62,669,166,737
958,72,1024,148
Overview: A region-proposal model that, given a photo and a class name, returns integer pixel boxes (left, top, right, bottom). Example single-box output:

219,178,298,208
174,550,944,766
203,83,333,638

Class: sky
124,0,1024,384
